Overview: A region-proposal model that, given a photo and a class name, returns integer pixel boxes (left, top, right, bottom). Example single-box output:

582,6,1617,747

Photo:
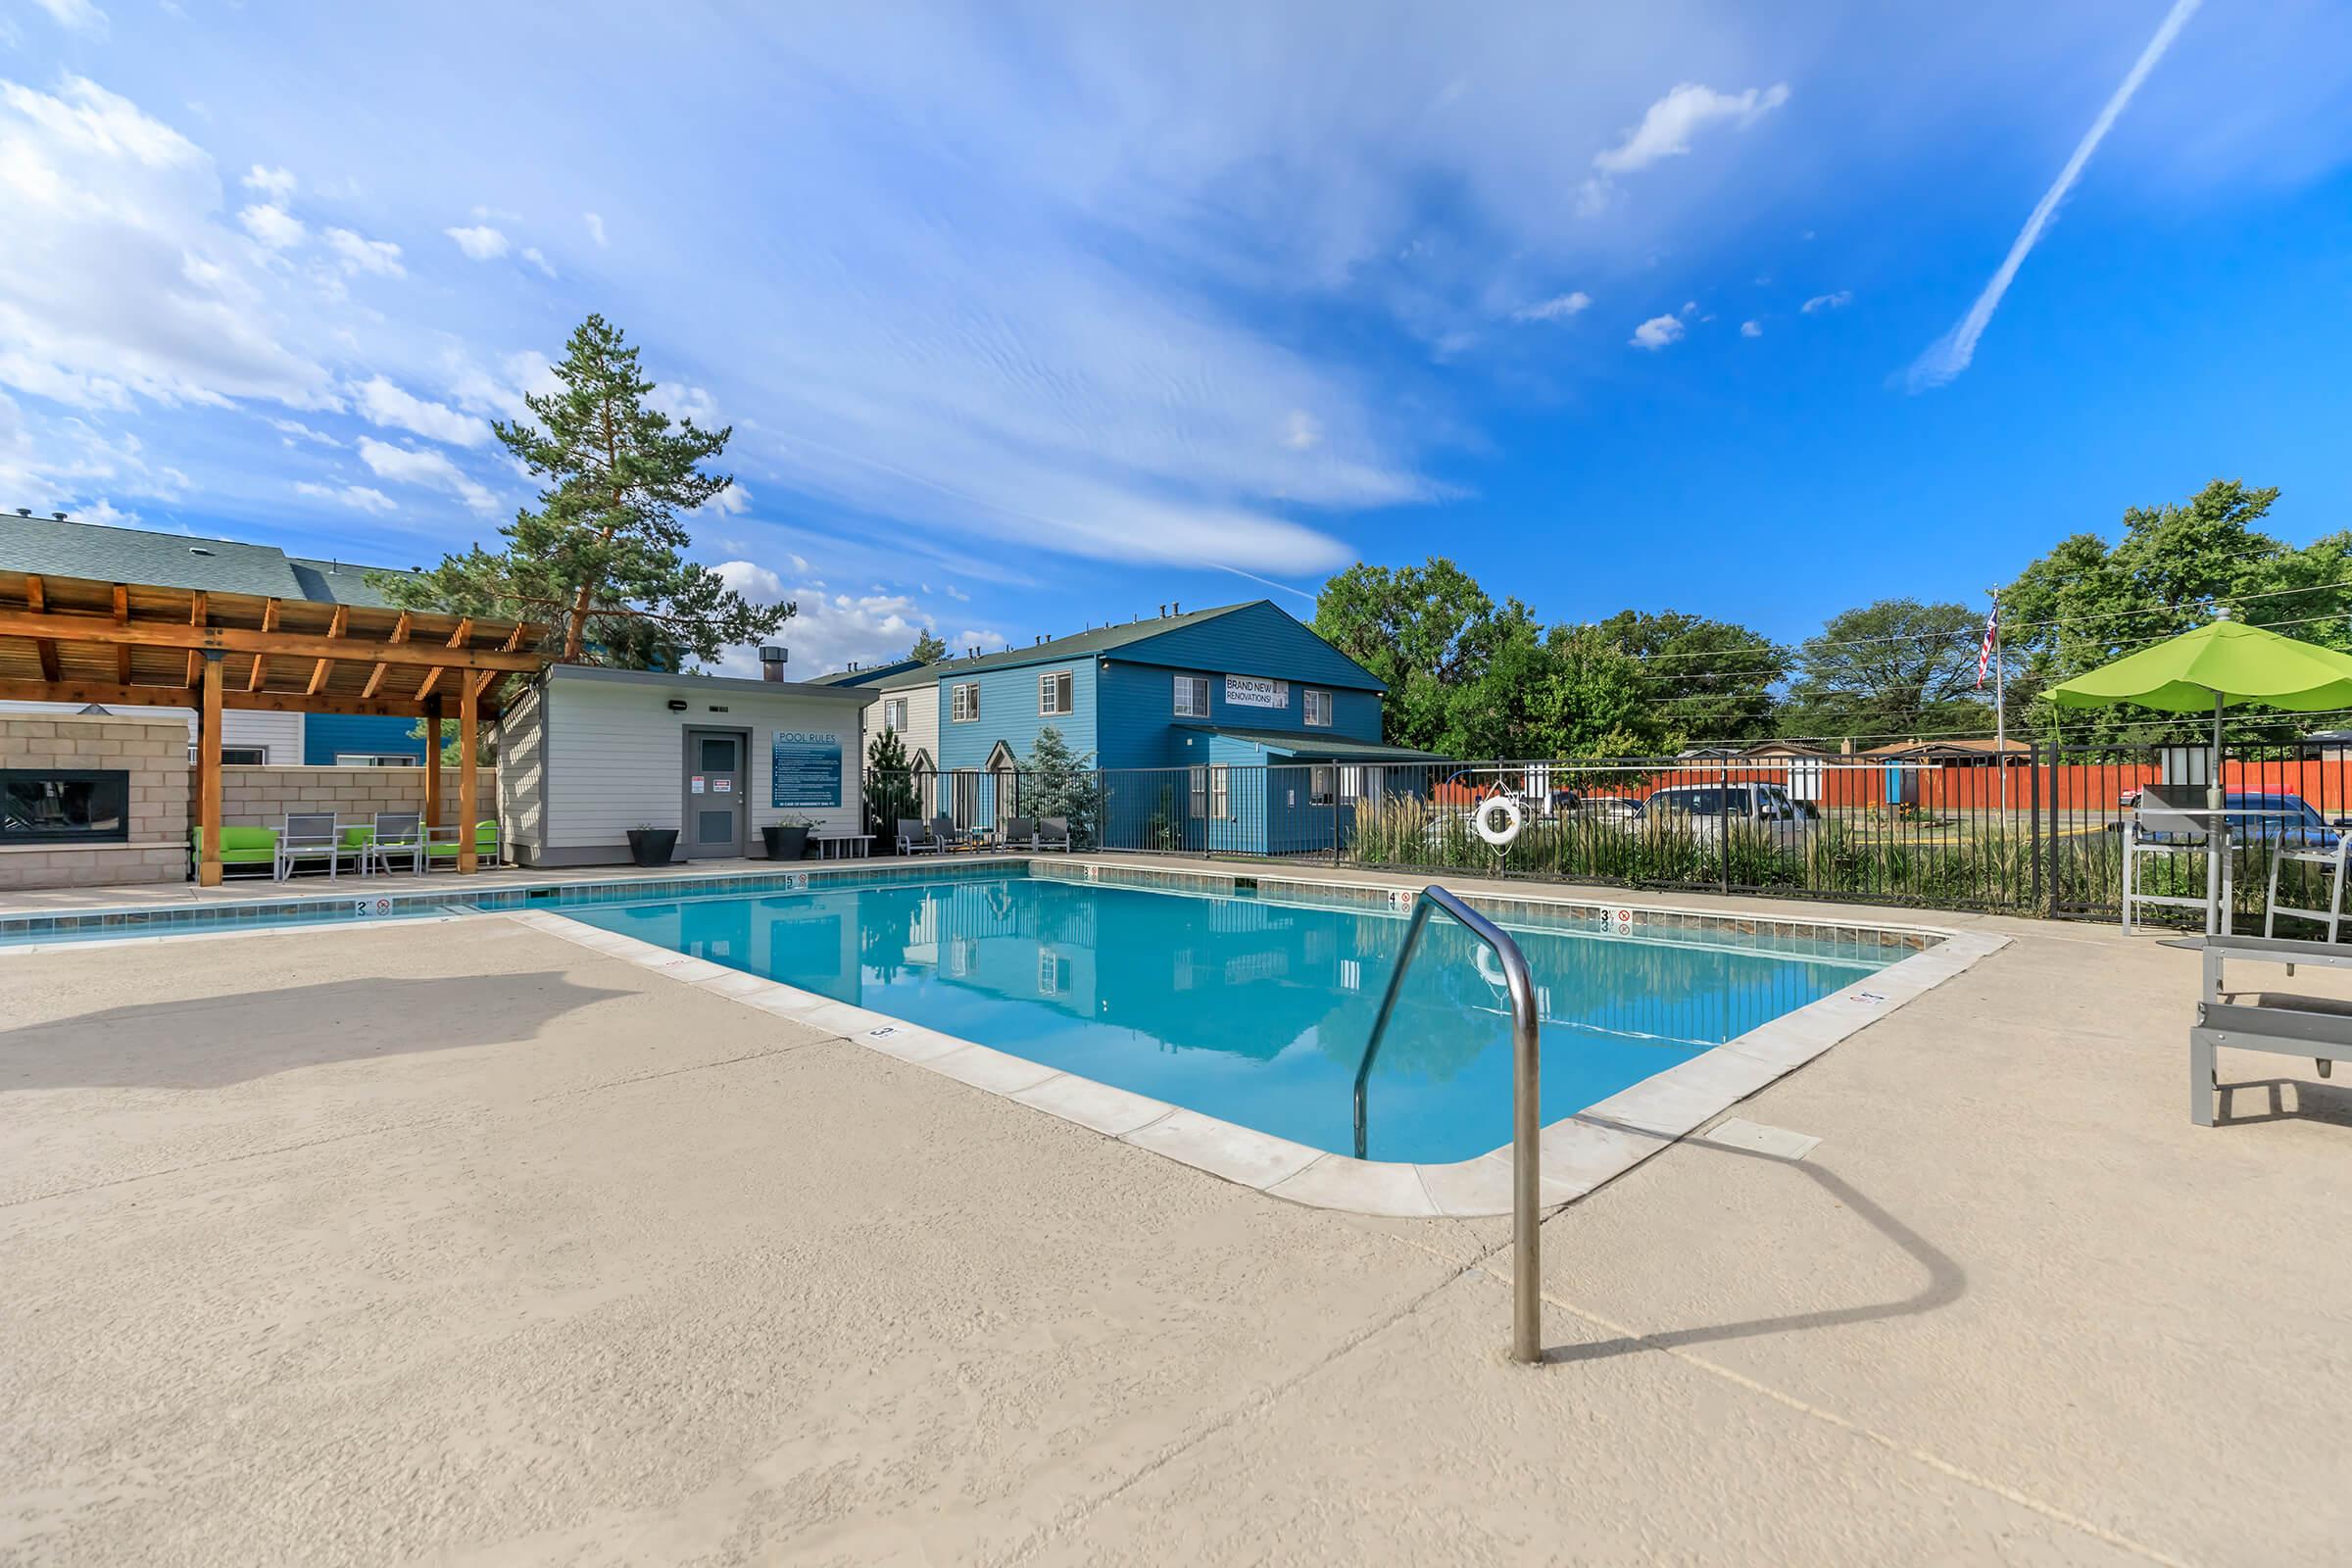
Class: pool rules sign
770,731,843,808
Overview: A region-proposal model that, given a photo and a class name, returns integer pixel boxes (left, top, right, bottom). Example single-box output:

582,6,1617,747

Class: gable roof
0,514,427,608
926,600,1385,692
806,657,927,688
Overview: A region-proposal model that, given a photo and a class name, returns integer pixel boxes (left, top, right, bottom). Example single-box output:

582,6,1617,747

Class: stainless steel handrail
1355,885,1543,1364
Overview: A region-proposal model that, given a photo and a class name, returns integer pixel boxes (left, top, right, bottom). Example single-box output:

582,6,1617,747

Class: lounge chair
2124,785,2231,934
997,814,1037,852
274,812,342,882
896,818,939,856
928,813,963,853
192,825,278,876
425,820,500,868
1037,816,1073,852
2265,831,2352,943
2189,933,2350,1125
364,811,425,876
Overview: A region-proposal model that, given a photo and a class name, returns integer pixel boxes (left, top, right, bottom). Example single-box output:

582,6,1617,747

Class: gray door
684,729,747,858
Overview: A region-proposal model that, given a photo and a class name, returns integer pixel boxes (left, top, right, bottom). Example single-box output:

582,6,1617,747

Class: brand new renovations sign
1223,674,1289,710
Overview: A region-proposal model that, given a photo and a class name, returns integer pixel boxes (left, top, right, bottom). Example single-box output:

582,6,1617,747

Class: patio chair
273,812,342,882
425,820,500,869
928,813,963,853
896,818,938,856
2265,832,2352,943
997,814,1038,851
364,811,425,876
2124,785,2231,934
1038,815,1073,852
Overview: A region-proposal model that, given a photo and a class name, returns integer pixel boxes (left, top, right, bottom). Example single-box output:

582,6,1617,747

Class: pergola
0,568,546,886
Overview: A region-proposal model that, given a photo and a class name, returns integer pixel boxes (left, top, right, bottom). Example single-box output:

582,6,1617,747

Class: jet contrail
1906,0,2202,391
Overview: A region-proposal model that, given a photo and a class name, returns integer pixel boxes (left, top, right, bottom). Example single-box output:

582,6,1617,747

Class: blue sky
3,0,2349,675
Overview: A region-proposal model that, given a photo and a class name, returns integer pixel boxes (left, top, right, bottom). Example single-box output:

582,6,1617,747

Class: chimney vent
759,646,787,681
1172,601,1181,614
12,508,27,517
50,512,66,521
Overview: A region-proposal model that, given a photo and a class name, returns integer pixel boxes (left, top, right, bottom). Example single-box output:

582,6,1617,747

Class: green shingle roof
1176,724,1446,761
929,602,1252,676
0,515,424,607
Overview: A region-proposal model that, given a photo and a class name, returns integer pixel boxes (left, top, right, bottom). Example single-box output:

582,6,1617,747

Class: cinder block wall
217,766,499,828
0,713,191,891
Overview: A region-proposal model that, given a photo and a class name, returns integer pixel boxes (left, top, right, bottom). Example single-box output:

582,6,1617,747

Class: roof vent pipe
759,646,787,681
50,512,66,521
12,508,26,517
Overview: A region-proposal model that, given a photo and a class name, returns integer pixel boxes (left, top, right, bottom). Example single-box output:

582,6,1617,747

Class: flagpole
1989,587,2008,813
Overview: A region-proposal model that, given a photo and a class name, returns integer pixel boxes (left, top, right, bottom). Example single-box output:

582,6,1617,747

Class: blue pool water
567,874,1888,1163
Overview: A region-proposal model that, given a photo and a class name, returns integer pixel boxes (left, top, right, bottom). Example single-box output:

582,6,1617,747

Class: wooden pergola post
457,679,479,873
197,652,224,887
423,695,444,829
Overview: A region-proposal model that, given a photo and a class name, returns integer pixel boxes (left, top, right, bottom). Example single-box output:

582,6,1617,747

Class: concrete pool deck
2,871,2348,1563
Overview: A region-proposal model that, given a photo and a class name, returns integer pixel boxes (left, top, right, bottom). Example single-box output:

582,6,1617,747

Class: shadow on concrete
1538,1115,1967,1366
0,972,635,1091
2212,1075,2352,1128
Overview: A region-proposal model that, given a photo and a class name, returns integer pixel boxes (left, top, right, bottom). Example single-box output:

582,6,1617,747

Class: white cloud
1281,411,1322,451
240,164,296,200
520,246,556,278
1629,315,1685,350
1909,0,2202,390
709,563,1001,677
351,375,492,446
1511,291,1591,322
443,223,509,261
650,382,719,426
713,561,785,601
322,227,404,276
1592,81,1791,176
28,0,107,35
699,480,753,516
237,203,305,250
269,416,341,447
293,479,396,514
0,76,337,411
74,497,140,527
583,211,607,247
357,435,497,514
1800,290,1852,314
1740,318,1763,338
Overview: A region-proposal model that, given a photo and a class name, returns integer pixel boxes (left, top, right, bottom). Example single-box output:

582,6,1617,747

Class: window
1210,764,1231,820
1039,669,1073,716
1339,765,1364,803
883,697,907,733
1173,674,1209,716
1189,764,1208,817
1309,765,1336,806
1303,689,1334,727
1037,949,1071,996
220,747,268,766
951,682,980,722
333,753,419,767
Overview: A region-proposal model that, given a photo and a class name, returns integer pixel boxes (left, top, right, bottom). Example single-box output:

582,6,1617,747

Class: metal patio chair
1037,816,1073,852
273,812,342,883
997,814,1037,851
364,811,425,877
2265,829,2352,943
896,817,939,855
2123,785,2231,934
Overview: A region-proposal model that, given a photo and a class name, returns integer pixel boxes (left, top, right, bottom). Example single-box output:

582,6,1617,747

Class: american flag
1976,603,1998,689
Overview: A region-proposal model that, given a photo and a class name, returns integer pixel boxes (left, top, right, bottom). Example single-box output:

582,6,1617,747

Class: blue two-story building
925,600,1442,854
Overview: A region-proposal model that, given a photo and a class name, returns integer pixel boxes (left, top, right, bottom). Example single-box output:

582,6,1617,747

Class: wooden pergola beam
0,677,502,721
0,609,541,671
414,616,472,702
361,610,411,700
112,584,130,683
247,598,279,692
184,592,206,688
307,604,347,695
24,576,60,681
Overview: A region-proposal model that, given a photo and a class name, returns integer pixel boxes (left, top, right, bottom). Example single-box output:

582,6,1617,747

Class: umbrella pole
2208,692,2227,936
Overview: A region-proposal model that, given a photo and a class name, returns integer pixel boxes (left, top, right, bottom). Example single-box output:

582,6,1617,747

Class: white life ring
1473,795,1523,848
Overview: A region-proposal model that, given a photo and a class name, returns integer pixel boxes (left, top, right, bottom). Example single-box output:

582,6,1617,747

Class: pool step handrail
1356,885,1543,1364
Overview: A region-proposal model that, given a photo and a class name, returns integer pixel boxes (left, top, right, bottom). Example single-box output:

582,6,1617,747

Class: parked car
2130,790,2348,848
1642,783,1814,848
1578,796,1644,824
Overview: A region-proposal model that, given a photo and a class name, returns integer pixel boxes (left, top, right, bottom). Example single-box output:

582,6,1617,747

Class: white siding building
862,670,941,771
495,665,869,866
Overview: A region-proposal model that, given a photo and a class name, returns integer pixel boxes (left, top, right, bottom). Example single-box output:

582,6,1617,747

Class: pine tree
1023,725,1100,847
374,315,791,669
864,727,919,844
908,629,947,662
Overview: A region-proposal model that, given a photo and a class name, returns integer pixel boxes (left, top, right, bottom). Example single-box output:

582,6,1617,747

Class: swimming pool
564,872,1893,1163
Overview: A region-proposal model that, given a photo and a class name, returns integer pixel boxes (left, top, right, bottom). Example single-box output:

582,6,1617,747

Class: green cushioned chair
425,820,500,867
191,825,279,875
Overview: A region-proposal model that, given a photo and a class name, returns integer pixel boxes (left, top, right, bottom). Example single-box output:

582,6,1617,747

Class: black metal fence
862,740,2352,929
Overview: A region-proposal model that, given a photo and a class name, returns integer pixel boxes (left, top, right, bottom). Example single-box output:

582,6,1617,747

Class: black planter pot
762,823,810,861
625,828,678,867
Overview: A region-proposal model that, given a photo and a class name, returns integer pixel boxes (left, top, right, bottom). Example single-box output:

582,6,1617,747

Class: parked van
1642,783,1814,849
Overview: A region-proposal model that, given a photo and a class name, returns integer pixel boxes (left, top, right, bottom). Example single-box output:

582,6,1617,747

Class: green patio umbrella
2046,614,2352,931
